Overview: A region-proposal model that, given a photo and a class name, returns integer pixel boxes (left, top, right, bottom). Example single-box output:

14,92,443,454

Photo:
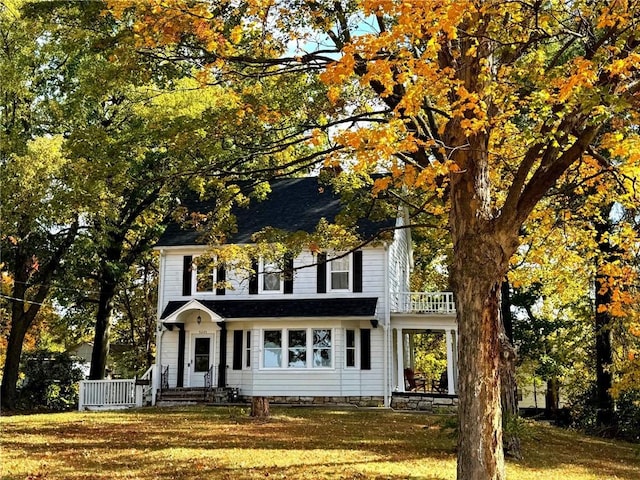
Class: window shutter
232,330,243,370
249,260,258,294
284,255,294,294
182,256,192,296
353,250,363,292
360,328,371,370
216,265,226,296
317,253,327,293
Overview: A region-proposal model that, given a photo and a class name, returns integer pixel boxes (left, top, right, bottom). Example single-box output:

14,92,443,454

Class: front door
190,334,214,387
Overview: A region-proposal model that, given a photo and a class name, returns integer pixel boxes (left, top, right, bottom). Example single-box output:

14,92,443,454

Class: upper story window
330,255,350,291
190,256,225,295
251,257,293,295
261,261,282,293
317,251,362,294
195,263,215,293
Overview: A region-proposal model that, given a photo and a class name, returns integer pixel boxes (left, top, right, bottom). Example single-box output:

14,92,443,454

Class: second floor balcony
390,291,456,315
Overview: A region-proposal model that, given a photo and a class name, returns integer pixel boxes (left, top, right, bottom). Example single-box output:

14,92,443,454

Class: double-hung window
261,261,282,293
245,331,251,368
330,255,350,291
345,329,356,368
288,330,307,367
195,262,215,293
263,330,282,367
262,328,332,369
191,255,225,295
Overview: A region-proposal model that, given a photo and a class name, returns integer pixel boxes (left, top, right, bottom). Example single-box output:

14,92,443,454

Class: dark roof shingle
160,298,378,320
157,177,393,246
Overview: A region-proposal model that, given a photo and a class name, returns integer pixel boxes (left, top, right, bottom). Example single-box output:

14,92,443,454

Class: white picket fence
78,365,156,411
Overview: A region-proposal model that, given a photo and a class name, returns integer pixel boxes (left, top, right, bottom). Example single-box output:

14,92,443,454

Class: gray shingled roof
157,177,393,246
160,298,378,319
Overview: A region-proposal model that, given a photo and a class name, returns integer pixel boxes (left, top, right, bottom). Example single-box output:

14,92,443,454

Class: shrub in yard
17,350,85,411
566,381,640,443
615,389,640,443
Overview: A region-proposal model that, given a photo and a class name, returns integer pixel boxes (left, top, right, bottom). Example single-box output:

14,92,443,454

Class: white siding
158,246,389,308
244,320,385,398
157,241,398,399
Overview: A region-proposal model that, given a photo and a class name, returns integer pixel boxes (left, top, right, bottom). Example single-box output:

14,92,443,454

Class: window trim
191,255,224,295
259,259,284,294
245,331,251,369
193,263,216,294
345,328,359,369
260,328,334,370
262,329,283,368
328,253,352,292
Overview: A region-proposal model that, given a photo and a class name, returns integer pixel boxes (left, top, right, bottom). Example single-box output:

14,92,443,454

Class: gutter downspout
153,249,166,406
383,243,391,408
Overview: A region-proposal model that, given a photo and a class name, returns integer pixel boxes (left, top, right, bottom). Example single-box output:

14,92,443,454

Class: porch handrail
161,364,169,390
391,291,456,314
204,364,214,390
138,365,154,402
78,379,136,411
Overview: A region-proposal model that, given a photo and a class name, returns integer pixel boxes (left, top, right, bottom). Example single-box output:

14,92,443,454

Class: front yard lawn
1,407,639,479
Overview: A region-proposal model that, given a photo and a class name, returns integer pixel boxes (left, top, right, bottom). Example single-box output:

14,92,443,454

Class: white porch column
446,329,455,395
151,363,158,406
409,334,415,368
395,328,405,392
452,329,459,392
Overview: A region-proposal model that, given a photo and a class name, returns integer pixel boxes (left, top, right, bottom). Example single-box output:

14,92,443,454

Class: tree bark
89,277,117,379
499,281,521,458
594,209,616,430
545,377,560,419
250,396,270,418
1,309,32,410
594,280,614,428
454,275,505,480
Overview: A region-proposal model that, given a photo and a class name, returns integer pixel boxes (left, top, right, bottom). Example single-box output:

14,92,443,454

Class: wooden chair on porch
404,368,427,392
431,370,448,393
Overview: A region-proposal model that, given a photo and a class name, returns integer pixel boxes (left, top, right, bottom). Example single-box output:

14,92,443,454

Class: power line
0,294,47,306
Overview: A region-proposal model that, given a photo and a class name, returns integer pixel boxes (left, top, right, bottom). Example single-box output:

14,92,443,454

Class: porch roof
159,297,378,320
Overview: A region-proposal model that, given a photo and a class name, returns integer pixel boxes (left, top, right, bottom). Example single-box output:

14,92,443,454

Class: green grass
1,407,639,479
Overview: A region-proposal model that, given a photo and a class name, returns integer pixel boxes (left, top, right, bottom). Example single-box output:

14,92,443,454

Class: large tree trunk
447,130,518,479
1,310,32,410
545,377,560,419
594,209,616,431
594,282,614,429
89,280,117,379
454,276,505,480
89,256,119,380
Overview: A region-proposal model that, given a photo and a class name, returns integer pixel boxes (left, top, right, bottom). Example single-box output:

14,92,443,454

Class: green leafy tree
0,1,84,409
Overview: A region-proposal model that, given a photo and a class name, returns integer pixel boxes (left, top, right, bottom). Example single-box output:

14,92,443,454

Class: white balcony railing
391,292,456,315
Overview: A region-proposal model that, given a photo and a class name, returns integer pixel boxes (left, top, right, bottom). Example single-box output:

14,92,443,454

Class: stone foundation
239,395,384,408
391,393,458,412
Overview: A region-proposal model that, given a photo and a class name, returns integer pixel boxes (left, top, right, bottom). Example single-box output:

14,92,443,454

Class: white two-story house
153,177,458,409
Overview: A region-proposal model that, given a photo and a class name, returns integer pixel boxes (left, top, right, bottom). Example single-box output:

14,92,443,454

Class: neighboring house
153,177,458,408
68,342,133,379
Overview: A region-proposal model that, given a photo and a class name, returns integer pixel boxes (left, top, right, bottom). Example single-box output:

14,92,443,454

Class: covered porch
390,292,458,397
